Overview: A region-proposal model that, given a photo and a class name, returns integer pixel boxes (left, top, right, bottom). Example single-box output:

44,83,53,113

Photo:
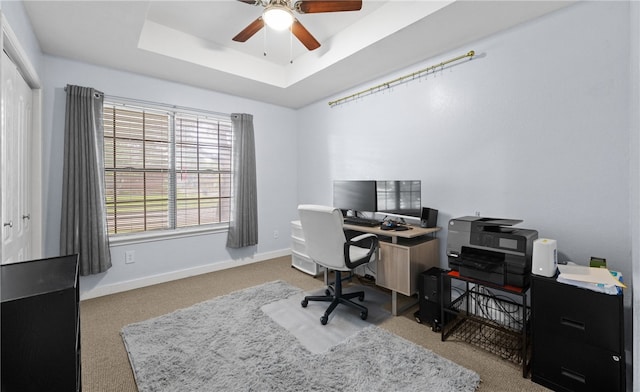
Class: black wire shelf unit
441,271,531,377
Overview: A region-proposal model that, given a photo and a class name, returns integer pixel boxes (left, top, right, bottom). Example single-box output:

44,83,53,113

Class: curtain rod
64,84,103,98
103,94,231,118
64,85,230,118
328,50,475,108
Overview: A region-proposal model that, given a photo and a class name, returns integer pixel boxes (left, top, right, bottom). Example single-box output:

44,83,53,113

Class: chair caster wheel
325,289,331,296
360,311,368,320
301,299,308,308
321,315,328,325
358,294,365,301
414,310,422,324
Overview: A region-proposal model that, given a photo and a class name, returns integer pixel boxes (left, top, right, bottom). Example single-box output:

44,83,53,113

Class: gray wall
39,57,299,295
297,0,635,370
1,0,300,297
299,2,631,278
299,1,631,283
2,0,638,385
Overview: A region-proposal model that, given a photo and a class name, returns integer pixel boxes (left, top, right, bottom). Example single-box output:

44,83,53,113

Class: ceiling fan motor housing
233,0,363,51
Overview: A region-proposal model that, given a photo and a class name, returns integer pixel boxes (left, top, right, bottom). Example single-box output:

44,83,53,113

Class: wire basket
444,286,530,365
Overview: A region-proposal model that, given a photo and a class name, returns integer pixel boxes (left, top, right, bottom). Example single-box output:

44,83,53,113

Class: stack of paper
557,264,625,295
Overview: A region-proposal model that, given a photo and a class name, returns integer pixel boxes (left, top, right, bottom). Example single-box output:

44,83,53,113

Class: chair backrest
298,205,348,270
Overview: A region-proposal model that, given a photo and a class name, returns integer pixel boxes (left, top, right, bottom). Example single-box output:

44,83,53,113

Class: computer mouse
381,221,397,229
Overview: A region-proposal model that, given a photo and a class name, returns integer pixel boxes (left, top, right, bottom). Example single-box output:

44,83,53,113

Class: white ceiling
23,0,575,109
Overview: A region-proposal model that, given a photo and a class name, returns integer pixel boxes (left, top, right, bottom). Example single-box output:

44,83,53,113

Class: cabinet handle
22,214,30,220
560,317,585,331
3,220,12,228
560,367,586,384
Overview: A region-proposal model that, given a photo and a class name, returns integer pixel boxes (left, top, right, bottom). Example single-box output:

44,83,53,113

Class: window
103,101,232,236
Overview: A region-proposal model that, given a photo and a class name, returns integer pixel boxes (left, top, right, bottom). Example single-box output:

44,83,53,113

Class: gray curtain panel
60,85,112,275
226,113,258,248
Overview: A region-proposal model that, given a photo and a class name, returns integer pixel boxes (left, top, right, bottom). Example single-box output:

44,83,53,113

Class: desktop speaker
532,238,558,277
420,207,439,228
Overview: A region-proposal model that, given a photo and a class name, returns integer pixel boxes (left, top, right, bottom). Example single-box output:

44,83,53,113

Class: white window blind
103,102,232,236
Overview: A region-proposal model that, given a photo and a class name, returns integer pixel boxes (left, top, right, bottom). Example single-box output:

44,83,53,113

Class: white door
1,51,32,264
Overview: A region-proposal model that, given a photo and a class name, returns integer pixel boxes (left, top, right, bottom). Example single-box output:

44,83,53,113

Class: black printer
447,216,538,288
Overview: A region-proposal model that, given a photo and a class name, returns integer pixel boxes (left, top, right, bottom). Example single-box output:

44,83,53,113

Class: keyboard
343,217,381,227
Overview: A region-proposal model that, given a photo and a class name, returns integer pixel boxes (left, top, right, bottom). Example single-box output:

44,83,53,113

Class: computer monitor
376,180,421,220
333,180,377,216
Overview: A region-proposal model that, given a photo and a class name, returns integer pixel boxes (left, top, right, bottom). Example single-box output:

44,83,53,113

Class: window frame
103,98,232,244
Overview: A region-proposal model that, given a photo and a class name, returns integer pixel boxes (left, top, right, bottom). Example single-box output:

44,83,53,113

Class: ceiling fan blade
237,0,260,5
295,0,362,14
291,19,321,51
232,17,265,42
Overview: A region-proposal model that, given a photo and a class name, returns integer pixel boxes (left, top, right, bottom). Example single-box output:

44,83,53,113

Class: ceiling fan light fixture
263,5,294,31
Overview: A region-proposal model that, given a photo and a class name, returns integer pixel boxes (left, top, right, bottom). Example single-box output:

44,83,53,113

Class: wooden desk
344,223,441,315
343,223,439,243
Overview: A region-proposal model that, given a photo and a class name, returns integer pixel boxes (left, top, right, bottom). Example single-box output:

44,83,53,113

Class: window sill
108,225,229,247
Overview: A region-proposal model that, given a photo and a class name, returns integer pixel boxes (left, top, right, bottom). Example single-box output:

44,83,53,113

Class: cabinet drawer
533,334,623,392
532,277,622,351
291,236,307,254
291,220,304,239
291,251,323,276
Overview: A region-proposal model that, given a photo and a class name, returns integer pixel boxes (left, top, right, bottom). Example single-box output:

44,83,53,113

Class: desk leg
392,291,398,316
391,290,418,316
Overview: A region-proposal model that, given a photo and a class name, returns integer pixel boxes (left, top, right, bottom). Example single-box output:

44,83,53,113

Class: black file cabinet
531,275,625,391
1,254,81,392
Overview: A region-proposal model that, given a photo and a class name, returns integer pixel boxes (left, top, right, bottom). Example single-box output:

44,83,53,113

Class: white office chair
298,204,379,325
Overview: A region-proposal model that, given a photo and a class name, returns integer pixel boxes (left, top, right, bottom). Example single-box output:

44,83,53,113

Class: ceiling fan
232,0,363,51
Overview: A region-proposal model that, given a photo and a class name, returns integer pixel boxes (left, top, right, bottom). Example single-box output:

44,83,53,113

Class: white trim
29,88,43,258
109,224,228,247
79,249,292,300
1,14,41,89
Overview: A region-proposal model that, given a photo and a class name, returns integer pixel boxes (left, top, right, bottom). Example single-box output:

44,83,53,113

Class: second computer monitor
376,180,421,220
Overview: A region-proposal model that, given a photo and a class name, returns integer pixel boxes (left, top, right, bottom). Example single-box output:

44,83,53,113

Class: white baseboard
80,249,291,301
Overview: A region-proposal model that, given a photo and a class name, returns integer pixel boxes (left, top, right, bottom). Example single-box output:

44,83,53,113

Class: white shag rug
121,280,480,392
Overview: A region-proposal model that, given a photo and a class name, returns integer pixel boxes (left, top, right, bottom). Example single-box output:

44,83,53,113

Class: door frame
0,12,43,261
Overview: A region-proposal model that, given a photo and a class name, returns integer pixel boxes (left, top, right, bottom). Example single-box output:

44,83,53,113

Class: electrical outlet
125,250,135,264
273,230,279,239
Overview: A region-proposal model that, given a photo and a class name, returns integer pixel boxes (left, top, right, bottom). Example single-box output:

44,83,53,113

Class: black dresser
1,254,81,392
531,275,625,391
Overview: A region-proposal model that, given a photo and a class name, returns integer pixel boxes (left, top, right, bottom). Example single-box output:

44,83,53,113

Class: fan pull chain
263,26,268,57
289,27,293,64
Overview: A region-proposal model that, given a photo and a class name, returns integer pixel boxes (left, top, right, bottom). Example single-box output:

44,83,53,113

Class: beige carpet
80,256,550,392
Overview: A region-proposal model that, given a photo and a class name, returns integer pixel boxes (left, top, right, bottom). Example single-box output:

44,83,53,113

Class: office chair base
300,270,368,325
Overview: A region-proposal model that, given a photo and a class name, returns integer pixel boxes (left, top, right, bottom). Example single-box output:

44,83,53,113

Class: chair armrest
343,234,379,269
350,233,377,243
